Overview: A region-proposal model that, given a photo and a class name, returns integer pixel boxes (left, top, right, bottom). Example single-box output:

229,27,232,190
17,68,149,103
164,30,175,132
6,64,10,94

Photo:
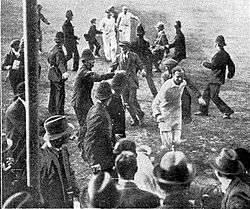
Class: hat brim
153,163,196,185
43,123,75,141
209,159,244,175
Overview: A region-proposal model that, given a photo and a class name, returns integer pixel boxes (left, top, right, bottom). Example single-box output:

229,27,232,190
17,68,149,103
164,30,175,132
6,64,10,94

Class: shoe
194,111,208,116
223,113,233,119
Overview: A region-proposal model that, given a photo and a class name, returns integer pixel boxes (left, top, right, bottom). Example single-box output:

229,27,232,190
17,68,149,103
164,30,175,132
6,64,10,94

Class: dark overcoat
169,30,186,62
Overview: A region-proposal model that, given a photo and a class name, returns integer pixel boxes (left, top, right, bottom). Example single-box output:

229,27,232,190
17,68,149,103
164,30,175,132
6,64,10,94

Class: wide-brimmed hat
54,31,64,43
153,151,195,185
155,21,164,29
81,49,95,61
113,139,137,155
66,10,73,18
215,35,226,46
43,115,75,141
209,148,244,175
136,24,145,35
95,81,112,101
10,39,21,48
111,71,127,89
119,41,131,48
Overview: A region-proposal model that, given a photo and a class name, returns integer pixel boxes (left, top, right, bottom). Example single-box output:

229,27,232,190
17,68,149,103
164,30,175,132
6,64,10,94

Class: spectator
40,115,79,208
62,10,80,71
107,71,128,140
210,148,250,209
85,18,102,57
87,172,121,208
115,151,161,208
152,67,187,150
83,82,117,177
108,5,118,22
153,150,196,208
235,148,250,174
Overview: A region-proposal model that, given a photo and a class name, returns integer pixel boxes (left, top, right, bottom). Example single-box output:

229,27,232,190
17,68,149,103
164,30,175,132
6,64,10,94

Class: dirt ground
1,0,250,206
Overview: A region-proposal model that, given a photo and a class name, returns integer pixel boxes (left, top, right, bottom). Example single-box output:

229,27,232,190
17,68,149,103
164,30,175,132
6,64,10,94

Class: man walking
48,31,69,115
99,10,117,62
111,41,147,126
62,10,80,71
117,6,140,42
195,35,235,119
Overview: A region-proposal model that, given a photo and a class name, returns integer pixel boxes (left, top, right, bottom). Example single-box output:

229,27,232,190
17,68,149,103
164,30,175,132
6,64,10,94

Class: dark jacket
40,145,74,208
88,25,102,42
221,177,250,209
84,102,115,170
107,93,126,138
117,181,160,208
62,19,77,46
48,44,67,82
203,48,235,85
1,50,19,70
37,12,49,35
169,29,186,62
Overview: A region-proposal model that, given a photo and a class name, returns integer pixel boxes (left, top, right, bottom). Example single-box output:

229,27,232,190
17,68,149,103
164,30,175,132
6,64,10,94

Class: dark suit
199,48,235,115
169,29,186,62
48,44,67,115
62,19,79,71
87,25,102,56
71,64,114,141
84,102,116,174
131,37,158,97
221,177,250,209
37,11,50,51
111,51,145,122
117,181,160,208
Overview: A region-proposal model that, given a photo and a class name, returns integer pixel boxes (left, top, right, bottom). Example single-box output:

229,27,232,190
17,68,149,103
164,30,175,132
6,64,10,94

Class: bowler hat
210,148,244,175
81,49,95,61
215,35,226,46
136,24,145,35
111,71,127,89
153,151,195,185
43,115,75,141
155,21,164,29
119,41,131,48
113,139,137,155
10,39,21,48
95,81,112,101
90,18,97,24
66,10,73,18
54,31,64,43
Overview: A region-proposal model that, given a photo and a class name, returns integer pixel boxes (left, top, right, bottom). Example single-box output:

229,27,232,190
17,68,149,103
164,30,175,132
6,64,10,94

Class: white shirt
118,12,138,28
99,16,116,35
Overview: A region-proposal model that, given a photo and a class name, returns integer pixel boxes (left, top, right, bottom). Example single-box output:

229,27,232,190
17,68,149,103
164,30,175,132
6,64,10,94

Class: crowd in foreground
1,3,250,209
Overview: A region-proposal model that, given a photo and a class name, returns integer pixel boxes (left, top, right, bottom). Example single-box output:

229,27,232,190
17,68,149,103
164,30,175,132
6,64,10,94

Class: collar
11,48,20,57
118,178,136,187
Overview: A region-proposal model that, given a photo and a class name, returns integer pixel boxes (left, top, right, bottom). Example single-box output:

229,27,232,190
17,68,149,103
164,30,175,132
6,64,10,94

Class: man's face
107,12,111,18
12,45,19,52
121,46,129,54
123,8,128,14
173,71,184,85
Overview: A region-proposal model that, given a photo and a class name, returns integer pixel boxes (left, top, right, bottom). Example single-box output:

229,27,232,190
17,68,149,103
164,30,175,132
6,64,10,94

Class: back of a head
115,151,138,180
88,172,120,208
113,139,137,156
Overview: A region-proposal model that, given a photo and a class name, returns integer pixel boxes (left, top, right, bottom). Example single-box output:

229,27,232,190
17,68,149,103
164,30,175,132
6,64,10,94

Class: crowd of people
1,3,250,209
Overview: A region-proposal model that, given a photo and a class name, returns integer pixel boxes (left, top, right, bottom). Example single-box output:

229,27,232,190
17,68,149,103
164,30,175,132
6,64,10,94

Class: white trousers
160,129,182,150
118,26,131,42
102,32,117,62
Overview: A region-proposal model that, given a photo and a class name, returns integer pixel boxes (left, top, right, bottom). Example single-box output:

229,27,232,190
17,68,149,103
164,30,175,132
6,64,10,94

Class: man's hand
62,72,69,79
198,97,206,106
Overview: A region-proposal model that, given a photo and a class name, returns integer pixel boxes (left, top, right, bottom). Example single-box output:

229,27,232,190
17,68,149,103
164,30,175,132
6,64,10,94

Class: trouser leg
130,88,144,119
73,44,79,71
93,39,101,56
145,74,158,97
88,42,94,52
55,81,65,115
102,35,111,61
199,84,211,114
210,84,234,114
122,87,138,122
110,34,117,62
48,82,56,114
182,87,192,124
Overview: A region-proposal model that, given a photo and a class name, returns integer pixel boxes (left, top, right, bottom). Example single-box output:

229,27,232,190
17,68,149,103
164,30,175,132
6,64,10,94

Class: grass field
1,0,250,206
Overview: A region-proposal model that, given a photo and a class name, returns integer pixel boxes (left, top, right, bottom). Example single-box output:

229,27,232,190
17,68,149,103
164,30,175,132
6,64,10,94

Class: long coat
169,29,186,62
84,102,115,171
203,48,235,85
152,78,186,131
117,181,160,208
62,19,77,49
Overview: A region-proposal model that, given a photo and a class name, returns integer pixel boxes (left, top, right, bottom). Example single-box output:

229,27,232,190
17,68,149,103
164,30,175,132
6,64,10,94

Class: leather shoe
194,111,208,116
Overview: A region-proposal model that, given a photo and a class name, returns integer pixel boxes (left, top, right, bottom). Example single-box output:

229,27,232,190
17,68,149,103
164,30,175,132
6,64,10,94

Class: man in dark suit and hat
131,24,158,97
62,10,80,71
153,150,196,208
195,35,235,119
71,49,114,146
83,82,117,177
48,31,68,115
115,151,160,208
210,148,250,209
40,115,79,208
111,41,147,126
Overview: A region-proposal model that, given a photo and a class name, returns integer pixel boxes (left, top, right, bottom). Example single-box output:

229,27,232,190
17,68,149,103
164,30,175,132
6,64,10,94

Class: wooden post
22,0,40,190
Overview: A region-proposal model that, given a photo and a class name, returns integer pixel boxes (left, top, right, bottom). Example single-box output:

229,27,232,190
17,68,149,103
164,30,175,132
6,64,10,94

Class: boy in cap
62,10,80,71
48,31,68,115
152,67,186,150
195,35,235,119
83,82,117,177
40,115,79,208
71,49,114,146
210,148,250,209
131,24,158,97
85,18,102,57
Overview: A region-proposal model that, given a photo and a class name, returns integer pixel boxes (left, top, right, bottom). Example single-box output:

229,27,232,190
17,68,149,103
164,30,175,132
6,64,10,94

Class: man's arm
202,53,221,70
92,72,115,82
185,75,201,98
40,13,50,25
129,12,139,21
56,50,67,75
227,56,235,79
